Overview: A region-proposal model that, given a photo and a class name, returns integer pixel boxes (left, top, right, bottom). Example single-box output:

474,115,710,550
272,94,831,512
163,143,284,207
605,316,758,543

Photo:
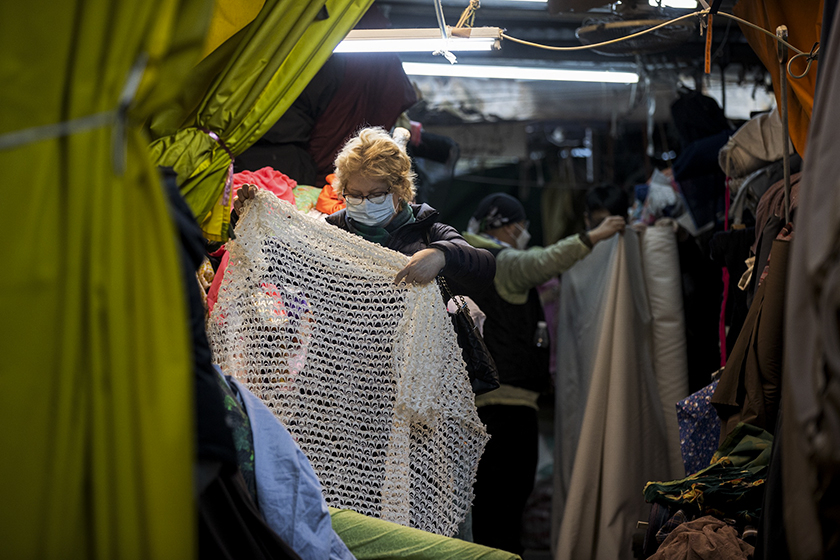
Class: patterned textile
208,191,488,536
293,185,323,213
677,380,722,475
215,373,258,502
644,423,773,523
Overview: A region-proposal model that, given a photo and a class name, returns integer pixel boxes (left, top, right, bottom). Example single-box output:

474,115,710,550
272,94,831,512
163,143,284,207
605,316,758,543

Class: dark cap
468,193,526,233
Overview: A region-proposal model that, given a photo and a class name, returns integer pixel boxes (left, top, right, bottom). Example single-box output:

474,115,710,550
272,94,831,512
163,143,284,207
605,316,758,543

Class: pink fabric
233,167,296,205
207,250,230,314
719,180,732,367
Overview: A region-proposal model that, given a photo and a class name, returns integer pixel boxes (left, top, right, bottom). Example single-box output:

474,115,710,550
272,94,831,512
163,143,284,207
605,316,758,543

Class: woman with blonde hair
324,127,495,291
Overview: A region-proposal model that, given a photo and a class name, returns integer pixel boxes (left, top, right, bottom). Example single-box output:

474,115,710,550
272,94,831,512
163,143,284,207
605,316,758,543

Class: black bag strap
437,275,477,331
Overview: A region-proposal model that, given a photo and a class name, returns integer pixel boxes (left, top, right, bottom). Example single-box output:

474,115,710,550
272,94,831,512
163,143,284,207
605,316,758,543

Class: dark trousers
471,405,539,555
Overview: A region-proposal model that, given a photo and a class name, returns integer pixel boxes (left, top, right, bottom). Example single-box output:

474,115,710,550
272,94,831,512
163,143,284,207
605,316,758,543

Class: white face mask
513,223,531,250
346,194,397,227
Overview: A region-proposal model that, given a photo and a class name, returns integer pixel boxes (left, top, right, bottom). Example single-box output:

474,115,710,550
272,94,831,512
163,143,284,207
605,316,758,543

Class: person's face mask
513,222,531,250
345,193,397,226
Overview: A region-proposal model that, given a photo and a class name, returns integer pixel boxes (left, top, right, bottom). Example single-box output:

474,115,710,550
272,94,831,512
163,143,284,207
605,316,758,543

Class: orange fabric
315,174,345,215
734,0,823,157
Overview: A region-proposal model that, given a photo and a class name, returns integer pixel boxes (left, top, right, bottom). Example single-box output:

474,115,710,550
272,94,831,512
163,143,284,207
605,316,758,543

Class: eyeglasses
343,189,392,206
513,220,530,233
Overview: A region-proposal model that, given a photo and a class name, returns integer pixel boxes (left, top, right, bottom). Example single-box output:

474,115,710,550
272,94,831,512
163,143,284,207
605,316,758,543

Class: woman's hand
233,184,258,215
394,248,446,285
588,215,626,245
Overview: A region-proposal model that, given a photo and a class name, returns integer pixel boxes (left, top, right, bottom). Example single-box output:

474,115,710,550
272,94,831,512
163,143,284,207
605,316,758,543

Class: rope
456,0,481,29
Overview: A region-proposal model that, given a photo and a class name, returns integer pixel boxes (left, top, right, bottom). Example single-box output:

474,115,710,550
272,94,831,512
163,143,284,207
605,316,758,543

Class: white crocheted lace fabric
208,192,488,536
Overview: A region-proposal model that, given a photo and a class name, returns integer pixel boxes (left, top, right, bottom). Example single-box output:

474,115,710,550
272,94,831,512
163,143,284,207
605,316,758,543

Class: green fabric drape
149,0,375,241
329,508,521,560
0,1,212,558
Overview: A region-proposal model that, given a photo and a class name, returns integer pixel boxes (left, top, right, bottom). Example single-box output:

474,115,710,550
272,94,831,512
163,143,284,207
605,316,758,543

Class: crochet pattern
208,191,488,536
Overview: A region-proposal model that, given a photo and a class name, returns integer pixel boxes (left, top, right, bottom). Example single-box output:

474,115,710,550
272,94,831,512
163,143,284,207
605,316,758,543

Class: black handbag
436,276,500,395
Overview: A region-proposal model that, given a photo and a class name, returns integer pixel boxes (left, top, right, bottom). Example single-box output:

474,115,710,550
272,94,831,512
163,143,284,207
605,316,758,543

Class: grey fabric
552,237,615,537
782,3,840,558
552,232,669,560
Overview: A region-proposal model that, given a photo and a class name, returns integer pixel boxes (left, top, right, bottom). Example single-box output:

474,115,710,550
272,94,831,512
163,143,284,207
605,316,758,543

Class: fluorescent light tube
335,27,502,54
649,0,698,8
335,38,497,53
402,62,639,84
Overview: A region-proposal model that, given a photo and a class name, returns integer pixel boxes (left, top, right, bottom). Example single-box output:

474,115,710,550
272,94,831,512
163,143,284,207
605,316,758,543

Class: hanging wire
710,16,733,64
787,42,820,79
500,8,809,64
714,11,804,55
500,10,705,51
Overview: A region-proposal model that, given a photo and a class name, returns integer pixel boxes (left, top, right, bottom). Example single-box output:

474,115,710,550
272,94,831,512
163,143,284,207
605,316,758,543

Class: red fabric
207,249,230,315
308,54,417,182
409,120,423,147
315,174,345,215
719,180,732,367
232,167,297,205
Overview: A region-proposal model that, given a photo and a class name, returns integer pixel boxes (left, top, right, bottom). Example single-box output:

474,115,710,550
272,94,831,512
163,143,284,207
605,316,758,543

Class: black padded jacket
326,203,496,295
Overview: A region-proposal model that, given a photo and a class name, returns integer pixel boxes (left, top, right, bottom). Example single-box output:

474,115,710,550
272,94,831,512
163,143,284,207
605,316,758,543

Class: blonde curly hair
333,127,416,203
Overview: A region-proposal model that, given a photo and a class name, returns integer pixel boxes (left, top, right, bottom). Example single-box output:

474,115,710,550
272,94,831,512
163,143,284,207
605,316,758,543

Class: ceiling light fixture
334,27,502,54
649,0,698,8
402,62,639,84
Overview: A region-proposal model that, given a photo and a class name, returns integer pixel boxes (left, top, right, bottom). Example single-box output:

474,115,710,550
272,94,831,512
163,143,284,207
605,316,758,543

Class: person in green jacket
462,190,626,554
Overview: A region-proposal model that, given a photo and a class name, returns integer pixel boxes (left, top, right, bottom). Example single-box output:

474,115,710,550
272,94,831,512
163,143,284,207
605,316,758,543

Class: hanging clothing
709,227,757,354
713,238,791,439
781,1,840,557
751,172,802,255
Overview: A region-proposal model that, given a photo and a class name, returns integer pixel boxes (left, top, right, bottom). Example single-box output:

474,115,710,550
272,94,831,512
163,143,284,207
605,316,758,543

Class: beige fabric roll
641,226,690,479
554,234,669,560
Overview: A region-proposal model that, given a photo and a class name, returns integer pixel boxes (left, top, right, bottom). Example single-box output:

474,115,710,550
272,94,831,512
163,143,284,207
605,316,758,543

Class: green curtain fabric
330,508,521,560
0,1,212,558
149,0,375,241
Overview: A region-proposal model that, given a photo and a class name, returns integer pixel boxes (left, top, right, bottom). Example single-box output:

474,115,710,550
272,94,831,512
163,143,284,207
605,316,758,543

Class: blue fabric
230,377,356,560
676,380,722,475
